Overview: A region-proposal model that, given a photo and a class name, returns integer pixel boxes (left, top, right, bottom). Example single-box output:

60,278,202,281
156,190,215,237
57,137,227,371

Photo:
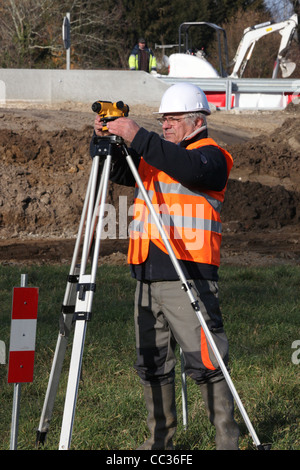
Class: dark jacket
128,45,157,72
90,127,228,281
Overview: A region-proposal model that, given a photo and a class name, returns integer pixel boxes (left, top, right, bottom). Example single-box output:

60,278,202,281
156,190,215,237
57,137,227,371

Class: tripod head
92,100,129,131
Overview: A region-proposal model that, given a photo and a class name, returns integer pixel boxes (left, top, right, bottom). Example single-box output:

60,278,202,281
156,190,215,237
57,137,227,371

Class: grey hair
184,112,207,126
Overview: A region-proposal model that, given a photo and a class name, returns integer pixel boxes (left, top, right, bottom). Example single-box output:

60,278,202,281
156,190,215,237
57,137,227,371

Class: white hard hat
155,82,211,115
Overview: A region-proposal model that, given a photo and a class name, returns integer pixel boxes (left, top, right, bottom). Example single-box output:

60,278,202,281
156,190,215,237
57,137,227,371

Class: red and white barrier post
8,274,39,450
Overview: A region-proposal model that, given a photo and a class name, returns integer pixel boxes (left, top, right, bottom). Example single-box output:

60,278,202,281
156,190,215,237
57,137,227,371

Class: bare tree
66,0,129,69
0,0,129,68
0,0,63,67
0,0,297,71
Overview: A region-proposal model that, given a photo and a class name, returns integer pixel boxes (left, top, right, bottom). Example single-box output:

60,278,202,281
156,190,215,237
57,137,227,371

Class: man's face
139,42,146,49
161,114,199,144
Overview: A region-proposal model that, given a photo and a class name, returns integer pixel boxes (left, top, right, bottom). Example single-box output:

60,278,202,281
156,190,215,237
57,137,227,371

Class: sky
263,0,295,20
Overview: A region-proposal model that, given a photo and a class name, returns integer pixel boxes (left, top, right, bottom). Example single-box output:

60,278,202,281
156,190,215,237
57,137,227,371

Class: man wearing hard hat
91,83,239,450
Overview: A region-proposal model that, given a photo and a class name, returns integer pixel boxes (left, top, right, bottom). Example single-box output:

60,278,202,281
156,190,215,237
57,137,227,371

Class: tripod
36,135,269,450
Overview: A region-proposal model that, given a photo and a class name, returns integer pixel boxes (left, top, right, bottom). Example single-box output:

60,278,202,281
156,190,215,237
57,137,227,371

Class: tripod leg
124,147,265,449
36,158,101,446
58,154,112,450
36,269,79,446
59,319,87,450
180,349,188,429
37,153,110,447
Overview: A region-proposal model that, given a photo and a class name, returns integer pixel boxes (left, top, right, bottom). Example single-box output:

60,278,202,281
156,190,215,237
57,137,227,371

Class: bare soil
0,101,299,267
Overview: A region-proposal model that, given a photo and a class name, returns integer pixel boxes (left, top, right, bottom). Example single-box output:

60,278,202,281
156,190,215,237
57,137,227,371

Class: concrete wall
0,69,170,107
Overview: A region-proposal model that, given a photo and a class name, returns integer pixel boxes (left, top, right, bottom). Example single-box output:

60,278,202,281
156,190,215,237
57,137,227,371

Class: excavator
161,14,298,79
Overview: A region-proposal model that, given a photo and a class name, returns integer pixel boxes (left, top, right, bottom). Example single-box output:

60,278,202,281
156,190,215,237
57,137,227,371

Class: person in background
129,37,157,73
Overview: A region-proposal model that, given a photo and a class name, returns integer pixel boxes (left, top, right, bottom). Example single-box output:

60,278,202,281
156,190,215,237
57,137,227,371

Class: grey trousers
134,279,229,385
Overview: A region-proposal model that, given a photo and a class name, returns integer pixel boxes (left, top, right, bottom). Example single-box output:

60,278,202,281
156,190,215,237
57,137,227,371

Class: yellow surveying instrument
91,100,129,131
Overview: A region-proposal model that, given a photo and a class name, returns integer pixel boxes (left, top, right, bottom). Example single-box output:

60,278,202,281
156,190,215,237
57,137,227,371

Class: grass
0,263,299,451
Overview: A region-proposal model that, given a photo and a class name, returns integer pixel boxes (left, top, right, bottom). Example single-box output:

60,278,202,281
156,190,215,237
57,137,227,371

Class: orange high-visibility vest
127,137,233,267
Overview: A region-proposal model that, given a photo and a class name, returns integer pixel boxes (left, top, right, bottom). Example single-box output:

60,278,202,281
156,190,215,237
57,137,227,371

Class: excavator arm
230,14,298,78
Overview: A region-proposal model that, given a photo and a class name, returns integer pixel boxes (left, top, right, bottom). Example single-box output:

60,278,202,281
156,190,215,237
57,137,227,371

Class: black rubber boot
199,379,240,450
137,382,177,450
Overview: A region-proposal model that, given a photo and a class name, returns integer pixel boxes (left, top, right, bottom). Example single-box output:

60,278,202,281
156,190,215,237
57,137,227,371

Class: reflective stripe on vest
127,137,233,266
135,181,223,214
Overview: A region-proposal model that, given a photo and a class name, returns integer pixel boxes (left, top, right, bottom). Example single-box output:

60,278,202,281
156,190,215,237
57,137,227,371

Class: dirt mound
223,114,300,233
223,179,300,231
227,115,300,190
0,105,299,266
0,126,92,237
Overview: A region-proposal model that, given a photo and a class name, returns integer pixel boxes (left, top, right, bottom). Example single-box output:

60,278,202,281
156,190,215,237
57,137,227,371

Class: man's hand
94,114,106,137
107,117,140,143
